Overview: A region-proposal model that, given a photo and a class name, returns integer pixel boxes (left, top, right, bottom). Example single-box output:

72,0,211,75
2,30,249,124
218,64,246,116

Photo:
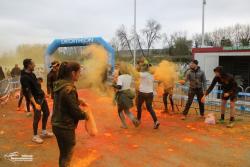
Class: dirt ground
0,89,250,167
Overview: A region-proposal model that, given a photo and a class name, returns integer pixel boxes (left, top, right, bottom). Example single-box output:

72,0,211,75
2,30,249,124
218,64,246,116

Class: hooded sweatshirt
185,66,207,90
51,79,87,130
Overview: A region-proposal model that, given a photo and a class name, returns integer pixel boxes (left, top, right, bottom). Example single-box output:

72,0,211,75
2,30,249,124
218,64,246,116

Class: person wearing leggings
137,64,160,129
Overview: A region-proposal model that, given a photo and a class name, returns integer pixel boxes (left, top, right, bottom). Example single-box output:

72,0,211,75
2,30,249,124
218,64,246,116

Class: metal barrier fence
0,77,21,105
153,83,250,116
1,76,250,115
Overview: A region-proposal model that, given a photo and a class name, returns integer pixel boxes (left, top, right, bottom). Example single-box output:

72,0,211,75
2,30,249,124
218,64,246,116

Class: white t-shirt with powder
139,72,154,93
117,74,132,91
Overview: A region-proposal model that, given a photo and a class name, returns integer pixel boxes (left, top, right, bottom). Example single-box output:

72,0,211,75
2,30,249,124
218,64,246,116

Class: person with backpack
113,62,139,129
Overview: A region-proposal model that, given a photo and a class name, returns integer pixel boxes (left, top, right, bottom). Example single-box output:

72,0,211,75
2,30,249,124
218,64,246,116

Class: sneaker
154,121,160,129
132,119,140,128
181,115,187,120
32,136,43,144
199,115,205,119
226,122,234,128
40,131,54,138
120,125,128,129
161,109,168,114
26,112,32,117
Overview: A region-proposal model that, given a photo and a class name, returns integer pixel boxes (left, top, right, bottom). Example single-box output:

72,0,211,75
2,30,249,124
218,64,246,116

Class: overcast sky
0,0,250,52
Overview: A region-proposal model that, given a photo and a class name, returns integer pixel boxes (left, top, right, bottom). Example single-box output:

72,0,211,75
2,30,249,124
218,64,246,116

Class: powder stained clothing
139,72,154,93
52,79,88,167
117,74,132,91
52,80,88,130
205,74,238,101
116,74,134,110
183,67,206,116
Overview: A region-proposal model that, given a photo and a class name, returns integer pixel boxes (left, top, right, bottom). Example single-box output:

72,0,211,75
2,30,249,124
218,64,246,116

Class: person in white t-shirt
137,64,160,129
113,64,139,129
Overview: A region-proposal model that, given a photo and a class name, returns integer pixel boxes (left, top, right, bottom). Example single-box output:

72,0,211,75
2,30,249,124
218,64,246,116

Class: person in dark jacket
20,59,53,144
162,85,174,114
0,66,5,81
180,60,207,120
202,66,238,128
10,64,21,78
47,61,60,99
17,69,31,116
52,61,89,167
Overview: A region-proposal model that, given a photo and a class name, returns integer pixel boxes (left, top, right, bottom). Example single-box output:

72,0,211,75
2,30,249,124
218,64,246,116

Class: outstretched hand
35,103,41,111
179,80,186,85
201,95,206,104
79,98,89,107
224,93,230,97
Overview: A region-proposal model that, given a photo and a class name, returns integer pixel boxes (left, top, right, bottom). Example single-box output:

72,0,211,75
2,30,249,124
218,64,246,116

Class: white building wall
194,51,250,83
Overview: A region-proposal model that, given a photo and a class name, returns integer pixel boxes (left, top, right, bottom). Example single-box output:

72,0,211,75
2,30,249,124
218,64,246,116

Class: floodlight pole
133,0,137,67
202,0,206,47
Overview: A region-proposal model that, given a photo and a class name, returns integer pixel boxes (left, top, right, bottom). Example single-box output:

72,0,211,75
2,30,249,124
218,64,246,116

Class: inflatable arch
45,37,115,71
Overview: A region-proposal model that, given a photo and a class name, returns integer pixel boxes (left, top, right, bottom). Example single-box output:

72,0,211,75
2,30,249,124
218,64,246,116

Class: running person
137,64,160,129
162,84,174,114
113,63,139,129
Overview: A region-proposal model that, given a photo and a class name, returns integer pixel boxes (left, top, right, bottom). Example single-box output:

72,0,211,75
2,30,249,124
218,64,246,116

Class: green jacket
51,79,88,130
116,89,135,109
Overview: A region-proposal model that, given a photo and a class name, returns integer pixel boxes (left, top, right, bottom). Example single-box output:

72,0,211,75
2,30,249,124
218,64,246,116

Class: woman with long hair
52,61,89,167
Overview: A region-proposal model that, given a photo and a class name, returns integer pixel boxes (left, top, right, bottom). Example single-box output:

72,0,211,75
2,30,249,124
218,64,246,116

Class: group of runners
14,57,238,167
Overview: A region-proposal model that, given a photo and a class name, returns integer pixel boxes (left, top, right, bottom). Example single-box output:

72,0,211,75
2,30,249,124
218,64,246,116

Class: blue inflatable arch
45,37,115,71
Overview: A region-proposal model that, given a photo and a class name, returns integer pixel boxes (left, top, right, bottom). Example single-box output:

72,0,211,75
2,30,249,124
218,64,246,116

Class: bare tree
142,19,162,57
116,25,133,57
192,24,250,47
233,24,250,46
162,32,192,56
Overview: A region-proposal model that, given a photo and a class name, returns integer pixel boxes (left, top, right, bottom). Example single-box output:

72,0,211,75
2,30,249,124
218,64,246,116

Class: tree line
111,20,250,59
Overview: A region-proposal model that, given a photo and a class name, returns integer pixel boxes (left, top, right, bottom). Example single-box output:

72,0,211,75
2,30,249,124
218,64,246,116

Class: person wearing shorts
202,66,238,128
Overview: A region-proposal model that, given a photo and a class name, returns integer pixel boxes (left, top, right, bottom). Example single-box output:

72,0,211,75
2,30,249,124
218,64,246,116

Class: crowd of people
112,58,238,129
2,56,239,167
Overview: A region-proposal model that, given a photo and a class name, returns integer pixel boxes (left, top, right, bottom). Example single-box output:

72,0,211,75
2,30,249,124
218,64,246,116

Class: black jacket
20,70,45,100
205,73,238,96
51,79,88,130
11,67,21,77
0,66,5,81
47,70,58,95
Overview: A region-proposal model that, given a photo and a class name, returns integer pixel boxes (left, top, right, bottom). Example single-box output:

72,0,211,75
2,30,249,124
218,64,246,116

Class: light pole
202,0,206,47
133,0,137,67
